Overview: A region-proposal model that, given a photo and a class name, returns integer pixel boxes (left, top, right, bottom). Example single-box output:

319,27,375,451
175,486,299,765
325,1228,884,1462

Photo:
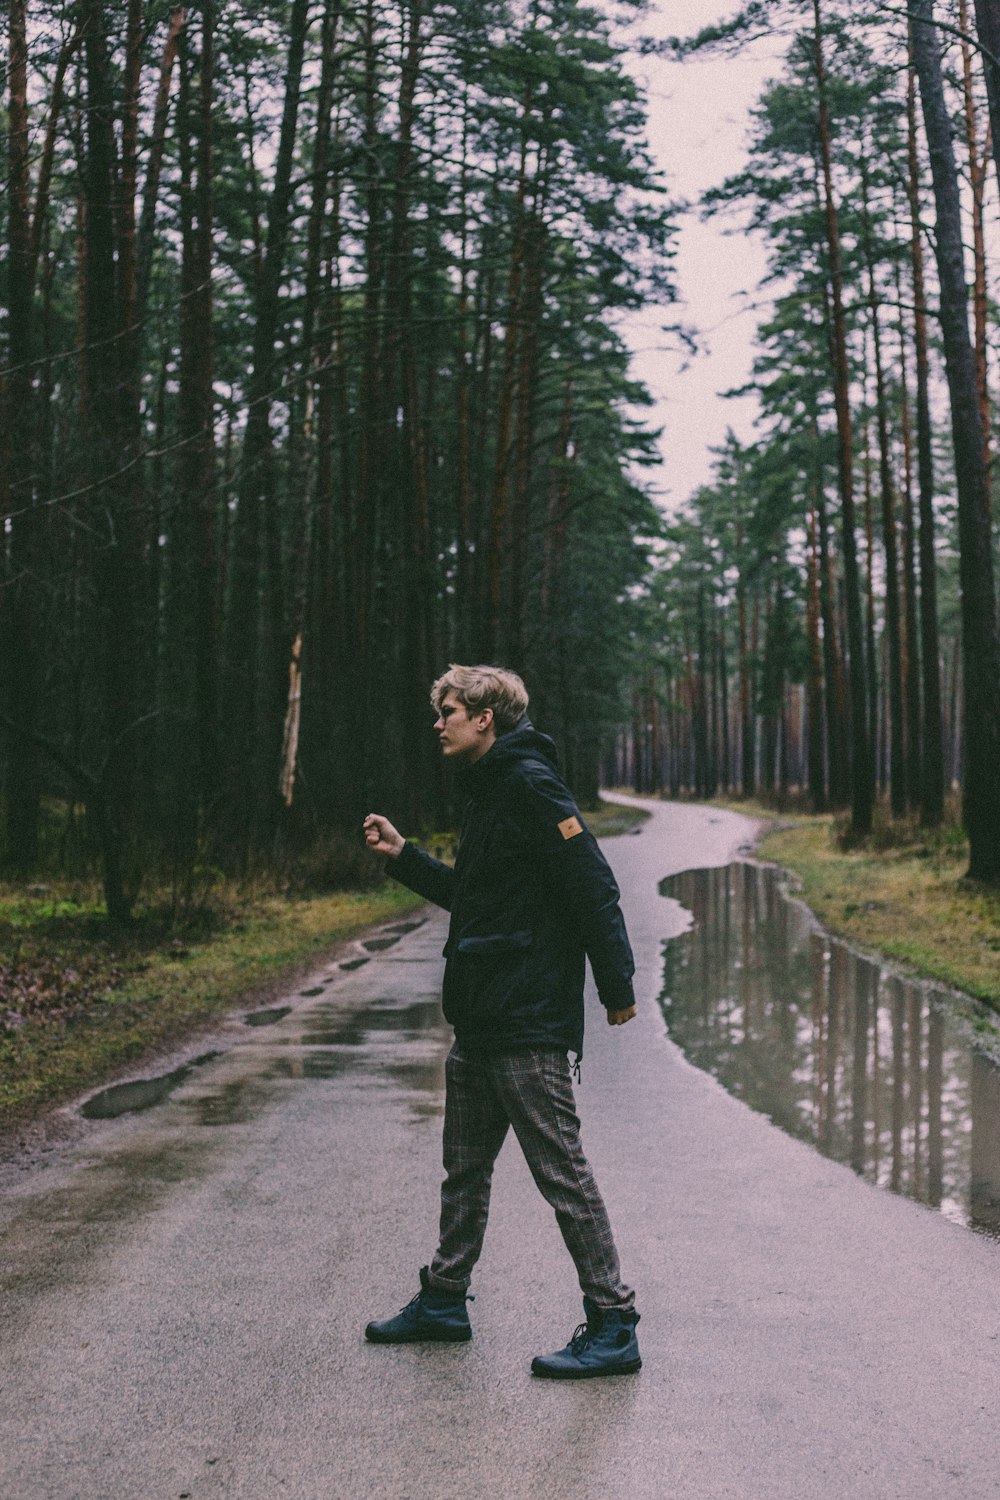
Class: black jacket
389,718,635,1057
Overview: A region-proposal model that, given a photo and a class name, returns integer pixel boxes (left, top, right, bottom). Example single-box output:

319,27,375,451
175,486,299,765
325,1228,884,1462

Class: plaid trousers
426,1042,635,1311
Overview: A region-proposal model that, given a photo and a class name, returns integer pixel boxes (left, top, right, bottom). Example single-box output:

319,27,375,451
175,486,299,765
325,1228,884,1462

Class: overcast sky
620,1,788,511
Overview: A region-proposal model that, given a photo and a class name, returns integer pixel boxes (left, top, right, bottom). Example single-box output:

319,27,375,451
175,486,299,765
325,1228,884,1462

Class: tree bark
172,0,218,846
80,0,143,908
736,518,754,796
959,0,992,477
815,478,847,806
806,498,827,811
3,0,40,869
813,0,873,834
895,255,923,814
911,0,1000,879
972,0,1000,200
906,56,945,826
861,185,906,816
223,0,313,847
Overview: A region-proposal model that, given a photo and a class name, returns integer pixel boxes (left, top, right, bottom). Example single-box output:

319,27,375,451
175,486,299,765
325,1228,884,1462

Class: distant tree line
1,0,675,916
618,0,1000,882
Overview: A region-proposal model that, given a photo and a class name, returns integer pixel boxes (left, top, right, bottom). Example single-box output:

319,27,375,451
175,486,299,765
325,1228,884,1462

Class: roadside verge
753,812,1000,1011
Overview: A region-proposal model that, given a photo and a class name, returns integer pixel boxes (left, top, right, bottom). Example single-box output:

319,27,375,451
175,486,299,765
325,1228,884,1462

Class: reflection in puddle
302,1050,353,1080
192,1078,267,1125
660,863,1000,1239
82,1053,220,1119
244,1007,292,1027
301,999,440,1048
257,996,447,1104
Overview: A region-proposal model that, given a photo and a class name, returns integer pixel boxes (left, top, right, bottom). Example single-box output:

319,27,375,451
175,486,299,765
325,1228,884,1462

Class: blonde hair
431,664,529,735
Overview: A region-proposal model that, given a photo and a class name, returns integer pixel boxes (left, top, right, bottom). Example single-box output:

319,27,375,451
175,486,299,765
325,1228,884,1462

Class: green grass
586,802,652,837
751,812,1000,1009
0,881,424,1131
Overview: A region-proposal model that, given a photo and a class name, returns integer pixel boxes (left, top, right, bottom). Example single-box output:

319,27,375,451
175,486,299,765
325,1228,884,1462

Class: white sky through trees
622,1,786,512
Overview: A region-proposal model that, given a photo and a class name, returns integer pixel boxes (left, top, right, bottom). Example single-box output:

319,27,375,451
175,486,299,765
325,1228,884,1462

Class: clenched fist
363,813,405,859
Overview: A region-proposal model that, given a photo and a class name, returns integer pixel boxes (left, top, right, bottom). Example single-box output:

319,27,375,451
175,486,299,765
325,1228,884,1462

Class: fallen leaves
1,950,128,1034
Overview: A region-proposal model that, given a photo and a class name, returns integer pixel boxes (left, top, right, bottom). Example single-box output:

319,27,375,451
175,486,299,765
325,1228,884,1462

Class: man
362,664,640,1379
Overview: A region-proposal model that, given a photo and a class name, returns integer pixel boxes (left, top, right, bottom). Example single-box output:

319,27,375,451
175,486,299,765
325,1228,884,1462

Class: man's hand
363,813,405,859
606,1005,637,1027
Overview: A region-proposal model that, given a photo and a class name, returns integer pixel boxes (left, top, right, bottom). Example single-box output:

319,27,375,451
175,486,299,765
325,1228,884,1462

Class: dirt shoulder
0,883,426,1149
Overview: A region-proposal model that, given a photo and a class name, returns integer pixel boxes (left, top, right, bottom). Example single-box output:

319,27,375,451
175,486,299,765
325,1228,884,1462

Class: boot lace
569,1321,592,1356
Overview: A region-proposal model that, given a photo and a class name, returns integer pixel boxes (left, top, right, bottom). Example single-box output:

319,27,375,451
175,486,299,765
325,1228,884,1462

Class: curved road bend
2,796,999,1500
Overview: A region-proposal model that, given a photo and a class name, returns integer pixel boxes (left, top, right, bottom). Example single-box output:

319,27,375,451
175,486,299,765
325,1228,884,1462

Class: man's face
434,690,494,763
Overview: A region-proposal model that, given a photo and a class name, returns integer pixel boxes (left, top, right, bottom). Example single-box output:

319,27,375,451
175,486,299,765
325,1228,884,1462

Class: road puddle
660,862,1000,1238
301,998,441,1048
244,1007,292,1027
81,1053,220,1120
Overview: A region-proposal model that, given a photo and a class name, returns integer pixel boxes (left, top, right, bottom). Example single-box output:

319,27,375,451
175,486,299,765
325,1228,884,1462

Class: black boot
530,1297,641,1379
365,1267,473,1344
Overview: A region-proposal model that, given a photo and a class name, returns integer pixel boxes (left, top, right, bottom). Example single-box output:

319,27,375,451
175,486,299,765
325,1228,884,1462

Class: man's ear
479,707,494,731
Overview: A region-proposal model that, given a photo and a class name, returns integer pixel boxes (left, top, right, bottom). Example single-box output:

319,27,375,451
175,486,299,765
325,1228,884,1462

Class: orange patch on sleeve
557,815,584,840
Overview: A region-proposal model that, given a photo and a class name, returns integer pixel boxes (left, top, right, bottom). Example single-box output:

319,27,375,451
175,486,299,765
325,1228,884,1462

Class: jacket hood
462,716,559,798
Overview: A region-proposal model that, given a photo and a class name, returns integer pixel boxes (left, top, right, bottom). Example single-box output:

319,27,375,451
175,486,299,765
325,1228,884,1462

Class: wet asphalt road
2,796,1000,1500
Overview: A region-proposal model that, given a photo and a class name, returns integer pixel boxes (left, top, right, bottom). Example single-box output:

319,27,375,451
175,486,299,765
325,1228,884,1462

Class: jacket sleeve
515,767,636,1012
387,839,456,912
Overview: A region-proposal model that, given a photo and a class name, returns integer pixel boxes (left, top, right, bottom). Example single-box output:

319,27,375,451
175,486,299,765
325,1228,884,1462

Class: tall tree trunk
806,497,827,811
813,0,873,834
719,617,731,796
386,0,435,820
972,0,1000,206
486,70,536,658
959,0,992,477
455,86,475,647
297,0,343,825
3,0,41,869
80,0,141,918
486,295,524,648
223,0,312,848
911,0,1000,879
815,478,848,806
136,7,185,323
861,181,906,816
895,255,923,814
28,27,82,292
171,0,218,856
907,56,945,825
736,520,754,796
354,0,385,767
861,423,880,791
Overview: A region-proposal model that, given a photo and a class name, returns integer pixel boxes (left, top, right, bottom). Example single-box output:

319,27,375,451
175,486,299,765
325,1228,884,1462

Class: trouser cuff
425,1266,470,1295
